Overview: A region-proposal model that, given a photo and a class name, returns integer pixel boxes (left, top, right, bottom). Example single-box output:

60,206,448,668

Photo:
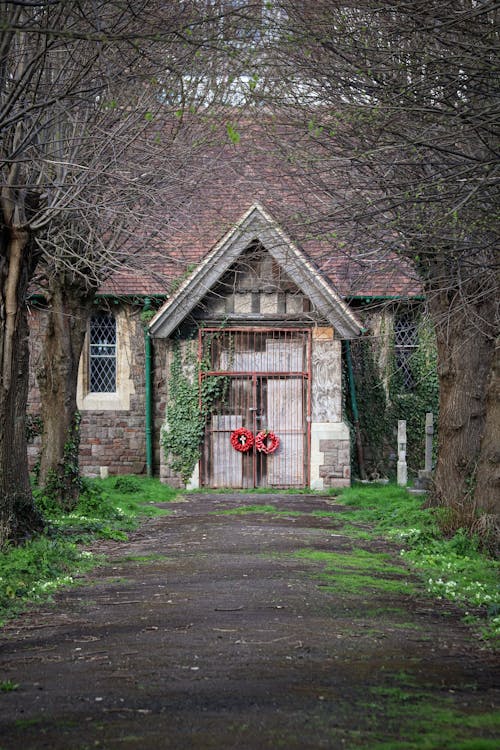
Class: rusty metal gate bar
199,328,311,489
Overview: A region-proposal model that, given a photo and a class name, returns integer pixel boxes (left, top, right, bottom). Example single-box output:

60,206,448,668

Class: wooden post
397,420,407,486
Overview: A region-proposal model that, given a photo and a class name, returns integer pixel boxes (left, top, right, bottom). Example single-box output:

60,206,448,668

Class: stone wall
27,304,162,478
27,309,351,488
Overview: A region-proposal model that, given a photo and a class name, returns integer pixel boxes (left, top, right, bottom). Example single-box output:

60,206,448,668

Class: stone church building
27,132,422,490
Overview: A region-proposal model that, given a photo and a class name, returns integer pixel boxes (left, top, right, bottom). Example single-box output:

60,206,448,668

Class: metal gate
200,329,311,488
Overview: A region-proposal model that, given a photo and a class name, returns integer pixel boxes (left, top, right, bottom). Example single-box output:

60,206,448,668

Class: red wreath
230,427,254,453
255,430,280,455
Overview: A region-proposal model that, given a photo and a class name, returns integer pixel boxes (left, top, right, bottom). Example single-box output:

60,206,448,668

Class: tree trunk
36,277,95,510
473,334,500,517
0,228,43,545
427,286,497,527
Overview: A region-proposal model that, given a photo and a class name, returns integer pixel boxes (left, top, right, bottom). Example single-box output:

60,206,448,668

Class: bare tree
0,1,109,541
259,0,499,527
0,0,261,540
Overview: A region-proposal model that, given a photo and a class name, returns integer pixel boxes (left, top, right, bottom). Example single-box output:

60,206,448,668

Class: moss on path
0,493,498,749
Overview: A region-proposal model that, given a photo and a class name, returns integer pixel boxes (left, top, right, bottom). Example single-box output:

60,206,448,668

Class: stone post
416,412,434,490
424,412,433,473
397,420,407,487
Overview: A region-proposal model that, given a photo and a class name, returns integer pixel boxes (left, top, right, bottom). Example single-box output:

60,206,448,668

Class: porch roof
149,203,363,340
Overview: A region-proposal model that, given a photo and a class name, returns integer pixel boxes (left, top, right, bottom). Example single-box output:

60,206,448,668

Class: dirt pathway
0,493,498,750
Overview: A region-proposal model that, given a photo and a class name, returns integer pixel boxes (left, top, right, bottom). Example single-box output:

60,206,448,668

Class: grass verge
333,484,499,643
0,475,176,625
212,484,499,644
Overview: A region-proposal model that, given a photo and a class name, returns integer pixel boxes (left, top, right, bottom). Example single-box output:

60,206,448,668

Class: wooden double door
201,330,310,488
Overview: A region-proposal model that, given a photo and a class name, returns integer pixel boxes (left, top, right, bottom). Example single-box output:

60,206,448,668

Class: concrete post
397,420,407,487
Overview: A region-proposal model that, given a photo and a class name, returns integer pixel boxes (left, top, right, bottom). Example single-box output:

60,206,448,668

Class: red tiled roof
99,119,421,300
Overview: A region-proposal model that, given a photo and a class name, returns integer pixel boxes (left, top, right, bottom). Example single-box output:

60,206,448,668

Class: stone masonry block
337,450,350,465
319,439,338,452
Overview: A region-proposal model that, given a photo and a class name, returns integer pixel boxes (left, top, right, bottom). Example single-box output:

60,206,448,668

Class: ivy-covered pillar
159,339,200,488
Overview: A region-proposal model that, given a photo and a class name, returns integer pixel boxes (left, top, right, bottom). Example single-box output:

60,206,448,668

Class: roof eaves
148,203,261,336
149,203,363,339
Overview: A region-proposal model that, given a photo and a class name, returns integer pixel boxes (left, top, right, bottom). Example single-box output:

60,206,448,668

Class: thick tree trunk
0,228,43,545
427,287,497,527
36,277,95,510
473,335,500,517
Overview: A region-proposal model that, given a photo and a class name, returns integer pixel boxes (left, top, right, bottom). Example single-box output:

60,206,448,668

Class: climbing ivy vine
347,338,391,477
161,334,229,484
346,314,439,479
37,411,84,511
389,316,439,472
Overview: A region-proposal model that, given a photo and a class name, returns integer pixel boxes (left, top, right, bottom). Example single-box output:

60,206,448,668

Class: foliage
214,484,498,643
162,337,229,484
44,475,175,543
347,315,439,478
26,415,43,443
0,535,97,626
140,308,157,324
2,476,177,625
389,317,439,472
0,680,19,692
168,264,197,295
345,336,392,477
335,484,499,643
140,298,164,325
162,344,206,484
112,475,144,494
39,411,84,511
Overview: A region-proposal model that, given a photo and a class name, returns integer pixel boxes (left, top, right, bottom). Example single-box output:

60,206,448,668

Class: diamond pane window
394,314,417,390
89,314,116,393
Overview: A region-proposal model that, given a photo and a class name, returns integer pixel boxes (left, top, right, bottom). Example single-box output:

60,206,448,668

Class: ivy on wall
389,316,439,472
161,335,229,484
345,337,392,478
161,344,204,484
346,314,439,479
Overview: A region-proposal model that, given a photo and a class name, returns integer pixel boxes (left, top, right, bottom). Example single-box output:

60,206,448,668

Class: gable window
394,313,417,390
89,314,116,393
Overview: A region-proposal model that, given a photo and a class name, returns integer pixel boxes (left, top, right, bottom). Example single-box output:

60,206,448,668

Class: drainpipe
143,298,153,477
344,341,366,480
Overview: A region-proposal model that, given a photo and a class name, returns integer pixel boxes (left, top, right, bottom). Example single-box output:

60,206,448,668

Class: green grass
216,504,279,515
367,694,500,750
187,486,321,495
331,484,500,644
331,483,439,536
224,484,499,642
0,535,98,625
42,475,175,543
212,485,499,641
0,475,177,625
289,547,415,596
0,680,19,692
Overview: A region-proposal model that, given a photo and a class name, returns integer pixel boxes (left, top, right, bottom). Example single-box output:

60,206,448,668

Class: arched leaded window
89,314,116,393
